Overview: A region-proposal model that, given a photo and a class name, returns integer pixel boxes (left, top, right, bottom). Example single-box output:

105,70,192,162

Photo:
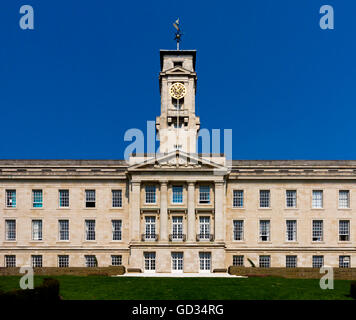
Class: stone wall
0,266,125,276
228,266,356,280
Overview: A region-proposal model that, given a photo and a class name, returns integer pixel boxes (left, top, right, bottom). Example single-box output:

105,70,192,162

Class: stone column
130,181,141,241
160,181,168,241
214,181,224,242
187,181,196,242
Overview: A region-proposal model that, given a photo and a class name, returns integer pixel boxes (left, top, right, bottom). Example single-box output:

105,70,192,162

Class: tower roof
160,50,196,71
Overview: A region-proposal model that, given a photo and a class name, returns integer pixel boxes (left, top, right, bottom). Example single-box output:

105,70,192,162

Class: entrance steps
113,273,247,278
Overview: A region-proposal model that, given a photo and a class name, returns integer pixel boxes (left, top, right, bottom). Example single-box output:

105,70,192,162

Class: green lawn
0,275,353,300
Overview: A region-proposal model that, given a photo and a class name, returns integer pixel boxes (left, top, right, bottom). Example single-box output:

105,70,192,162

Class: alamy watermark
19,266,34,290
320,266,334,290
320,5,334,30
17,5,334,31
123,121,232,175
19,5,34,30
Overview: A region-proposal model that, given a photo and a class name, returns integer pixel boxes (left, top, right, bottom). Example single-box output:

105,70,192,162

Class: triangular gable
128,150,225,171
164,66,193,75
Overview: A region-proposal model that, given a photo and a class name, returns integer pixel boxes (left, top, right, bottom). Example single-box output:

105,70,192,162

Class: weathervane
173,18,183,50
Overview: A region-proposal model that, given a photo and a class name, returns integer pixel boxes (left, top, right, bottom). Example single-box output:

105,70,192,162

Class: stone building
0,49,355,272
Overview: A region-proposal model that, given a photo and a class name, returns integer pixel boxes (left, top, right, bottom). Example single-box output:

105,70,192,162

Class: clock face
169,82,187,100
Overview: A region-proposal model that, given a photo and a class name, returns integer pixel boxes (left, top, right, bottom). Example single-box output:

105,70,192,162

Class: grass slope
0,275,353,300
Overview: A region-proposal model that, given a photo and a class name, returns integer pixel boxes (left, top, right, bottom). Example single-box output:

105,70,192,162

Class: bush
0,277,60,301
350,282,356,299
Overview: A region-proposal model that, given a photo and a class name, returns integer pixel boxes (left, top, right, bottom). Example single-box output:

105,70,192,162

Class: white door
144,252,156,273
172,252,183,273
199,252,211,273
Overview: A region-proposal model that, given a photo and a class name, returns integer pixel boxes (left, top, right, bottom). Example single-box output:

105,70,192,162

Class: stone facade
0,50,355,273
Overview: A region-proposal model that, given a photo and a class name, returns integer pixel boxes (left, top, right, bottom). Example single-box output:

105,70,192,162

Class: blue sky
0,0,354,160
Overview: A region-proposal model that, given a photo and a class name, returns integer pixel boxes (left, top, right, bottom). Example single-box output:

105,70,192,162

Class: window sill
258,208,272,210
3,241,17,243
232,240,245,243
284,241,299,244
311,208,324,210
84,207,97,210
110,207,123,210
56,207,70,210
311,241,325,244
109,241,123,243
338,241,352,244
30,208,44,210
337,208,351,211
82,241,97,243
56,240,70,243
258,241,272,244
4,207,17,210
29,241,44,243
284,208,298,210
232,207,245,210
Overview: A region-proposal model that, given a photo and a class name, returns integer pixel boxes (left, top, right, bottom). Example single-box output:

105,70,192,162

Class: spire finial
173,18,183,50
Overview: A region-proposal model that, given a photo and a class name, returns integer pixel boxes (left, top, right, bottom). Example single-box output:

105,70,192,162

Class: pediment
164,66,193,75
128,151,226,171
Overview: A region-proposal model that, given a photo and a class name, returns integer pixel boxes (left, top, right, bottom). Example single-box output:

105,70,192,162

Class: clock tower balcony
167,109,189,117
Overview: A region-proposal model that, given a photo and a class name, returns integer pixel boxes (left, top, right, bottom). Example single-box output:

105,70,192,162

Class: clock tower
156,50,200,154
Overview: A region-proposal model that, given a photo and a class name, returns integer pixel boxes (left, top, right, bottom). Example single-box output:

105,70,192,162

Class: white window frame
339,220,350,241
312,190,323,209
199,186,210,204
5,219,16,241
85,220,96,241
259,220,270,242
338,190,350,209
233,255,244,267
259,255,271,268
32,190,43,208
172,185,183,204
199,216,210,240
111,255,122,266
58,219,69,241
145,185,156,204
112,190,123,208
286,190,297,208
286,220,297,242
312,220,323,242
144,252,156,272
85,190,96,208
233,190,244,208
32,255,43,268
112,220,122,241
233,220,244,241
286,255,297,268
199,252,211,272
5,190,16,208
172,216,183,240
339,256,350,268
259,190,270,208
312,255,324,268
32,220,43,241
85,255,97,267
5,255,16,268
59,189,69,208
58,255,69,267
171,252,183,273
145,216,156,240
